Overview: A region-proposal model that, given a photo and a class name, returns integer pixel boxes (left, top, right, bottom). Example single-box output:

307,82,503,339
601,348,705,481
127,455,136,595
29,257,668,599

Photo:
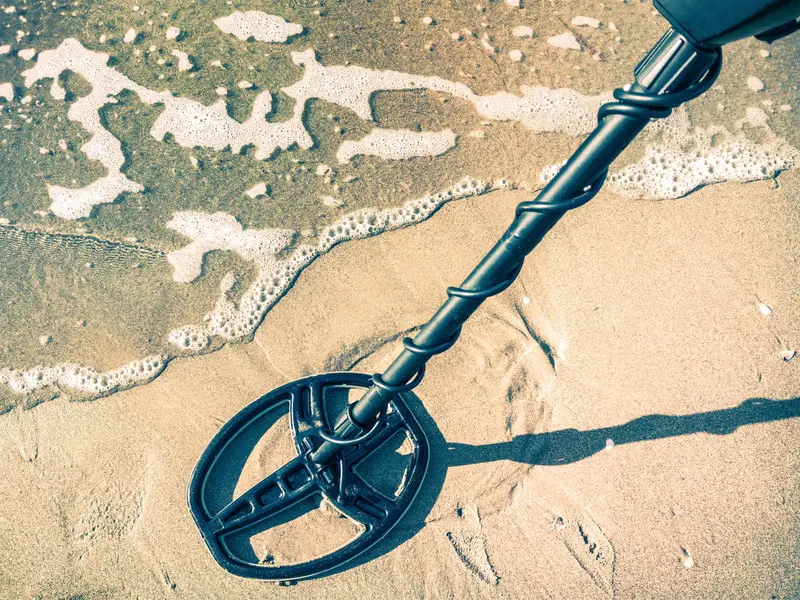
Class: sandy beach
2,175,799,598
1,0,798,597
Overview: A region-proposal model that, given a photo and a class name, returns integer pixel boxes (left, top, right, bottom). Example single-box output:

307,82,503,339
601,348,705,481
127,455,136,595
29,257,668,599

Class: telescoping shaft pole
311,29,721,465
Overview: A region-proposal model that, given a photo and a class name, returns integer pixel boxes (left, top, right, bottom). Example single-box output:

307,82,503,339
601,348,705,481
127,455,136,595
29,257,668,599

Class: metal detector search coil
188,372,429,581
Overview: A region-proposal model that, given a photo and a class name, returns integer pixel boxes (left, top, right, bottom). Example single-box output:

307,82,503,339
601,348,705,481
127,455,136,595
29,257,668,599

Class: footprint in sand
445,504,500,585
71,461,150,544
6,408,40,462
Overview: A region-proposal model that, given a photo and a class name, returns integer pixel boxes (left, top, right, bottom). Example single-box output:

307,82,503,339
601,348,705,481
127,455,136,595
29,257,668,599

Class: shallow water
0,0,797,406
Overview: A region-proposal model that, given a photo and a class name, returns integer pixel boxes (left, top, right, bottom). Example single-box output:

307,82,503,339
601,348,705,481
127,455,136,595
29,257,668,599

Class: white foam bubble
0,82,13,101
319,194,343,208
547,32,581,51
245,182,269,198
17,47,36,60
336,128,457,163
150,92,310,160
746,76,764,92
165,211,295,283
0,45,10,55
571,16,601,28
214,11,303,43
512,25,533,38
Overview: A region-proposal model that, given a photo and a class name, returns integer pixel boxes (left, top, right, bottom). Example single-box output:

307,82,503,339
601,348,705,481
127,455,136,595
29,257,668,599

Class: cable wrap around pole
369,49,723,401
306,34,724,463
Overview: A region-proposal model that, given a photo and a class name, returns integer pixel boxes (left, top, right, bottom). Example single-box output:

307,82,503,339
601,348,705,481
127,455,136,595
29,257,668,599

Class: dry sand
1,173,798,598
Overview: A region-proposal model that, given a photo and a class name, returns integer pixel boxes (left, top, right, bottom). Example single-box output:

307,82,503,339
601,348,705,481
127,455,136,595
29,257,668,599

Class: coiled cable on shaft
370,47,724,404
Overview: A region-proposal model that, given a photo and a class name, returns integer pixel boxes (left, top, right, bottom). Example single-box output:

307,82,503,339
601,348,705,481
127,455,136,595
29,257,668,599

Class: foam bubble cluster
150,92,310,160
609,134,796,198
22,38,610,219
164,178,494,351
213,11,304,44
608,108,798,199
0,355,165,398
336,128,457,163
473,87,611,136
168,326,210,352
165,211,295,283
316,177,492,251
538,108,798,199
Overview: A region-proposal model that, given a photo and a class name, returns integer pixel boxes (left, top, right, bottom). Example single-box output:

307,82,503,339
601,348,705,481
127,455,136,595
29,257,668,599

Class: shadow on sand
194,393,799,578
336,395,800,576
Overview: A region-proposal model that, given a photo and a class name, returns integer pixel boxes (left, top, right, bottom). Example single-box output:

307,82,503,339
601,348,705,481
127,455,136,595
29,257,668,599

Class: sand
1,0,799,597
1,174,798,598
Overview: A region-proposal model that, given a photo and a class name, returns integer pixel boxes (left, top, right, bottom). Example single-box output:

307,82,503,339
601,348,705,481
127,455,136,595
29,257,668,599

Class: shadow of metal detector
188,0,800,583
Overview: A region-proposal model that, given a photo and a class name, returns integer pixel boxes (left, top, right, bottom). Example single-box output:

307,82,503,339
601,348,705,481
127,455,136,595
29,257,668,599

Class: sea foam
214,11,304,44
5,14,797,405
22,39,170,218
538,108,798,199
0,177,498,401
168,177,496,350
22,39,610,220
336,128,457,163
